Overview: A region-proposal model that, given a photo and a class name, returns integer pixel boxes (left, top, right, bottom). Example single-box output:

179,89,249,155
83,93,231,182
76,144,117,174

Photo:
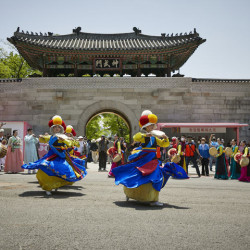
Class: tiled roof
8,27,205,51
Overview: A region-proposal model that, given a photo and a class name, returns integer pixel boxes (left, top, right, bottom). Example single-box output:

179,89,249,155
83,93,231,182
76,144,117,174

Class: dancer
176,137,187,173
65,125,80,154
214,139,228,180
4,130,24,173
108,134,123,177
22,115,87,196
229,139,241,179
238,140,250,182
112,110,188,207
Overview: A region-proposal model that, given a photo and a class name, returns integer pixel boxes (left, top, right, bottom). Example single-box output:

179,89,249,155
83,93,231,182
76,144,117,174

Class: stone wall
0,77,249,142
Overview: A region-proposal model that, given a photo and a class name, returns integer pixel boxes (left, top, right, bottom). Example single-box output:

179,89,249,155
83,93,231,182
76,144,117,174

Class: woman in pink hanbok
4,130,24,173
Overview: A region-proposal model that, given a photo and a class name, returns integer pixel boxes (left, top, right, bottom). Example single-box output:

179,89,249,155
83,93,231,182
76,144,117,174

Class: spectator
0,129,7,171
0,129,7,143
98,135,109,171
24,128,39,174
198,138,210,176
87,139,92,162
4,130,24,174
185,135,201,177
209,134,219,171
90,139,99,163
107,138,113,164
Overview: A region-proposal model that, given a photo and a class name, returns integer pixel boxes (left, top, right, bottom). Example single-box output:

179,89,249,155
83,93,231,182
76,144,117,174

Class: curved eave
8,37,205,54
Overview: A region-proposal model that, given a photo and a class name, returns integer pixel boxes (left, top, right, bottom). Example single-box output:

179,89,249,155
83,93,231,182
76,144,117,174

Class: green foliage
86,113,130,142
57,73,66,77
86,115,102,139
82,74,91,77
0,61,11,78
0,47,42,78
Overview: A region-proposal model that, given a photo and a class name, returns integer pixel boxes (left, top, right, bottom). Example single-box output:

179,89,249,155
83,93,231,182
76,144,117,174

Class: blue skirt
112,150,188,192
22,149,87,182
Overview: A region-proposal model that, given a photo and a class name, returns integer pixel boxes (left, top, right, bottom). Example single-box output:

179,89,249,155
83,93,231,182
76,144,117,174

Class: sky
1,0,250,79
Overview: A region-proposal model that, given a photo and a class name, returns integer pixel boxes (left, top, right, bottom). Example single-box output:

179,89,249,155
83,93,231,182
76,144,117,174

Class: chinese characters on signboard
180,127,226,133
95,59,120,70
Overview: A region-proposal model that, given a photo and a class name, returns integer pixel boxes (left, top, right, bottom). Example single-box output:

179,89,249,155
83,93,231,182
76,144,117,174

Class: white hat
78,136,83,139
0,129,4,133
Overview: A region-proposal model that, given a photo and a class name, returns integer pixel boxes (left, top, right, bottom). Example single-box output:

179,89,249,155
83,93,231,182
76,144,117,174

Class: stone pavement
0,162,249,250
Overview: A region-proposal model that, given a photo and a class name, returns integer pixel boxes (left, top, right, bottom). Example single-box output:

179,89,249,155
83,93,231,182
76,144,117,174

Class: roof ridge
12,27,201,41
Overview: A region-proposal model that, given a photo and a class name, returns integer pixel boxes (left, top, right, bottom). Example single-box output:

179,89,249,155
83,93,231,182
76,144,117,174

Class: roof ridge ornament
133,27,141,35
48,32,53,36
73,27,81,35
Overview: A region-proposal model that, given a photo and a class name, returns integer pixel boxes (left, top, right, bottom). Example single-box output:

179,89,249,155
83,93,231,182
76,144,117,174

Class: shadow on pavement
59,185,85,190
19,190,85,199
113,201,190,210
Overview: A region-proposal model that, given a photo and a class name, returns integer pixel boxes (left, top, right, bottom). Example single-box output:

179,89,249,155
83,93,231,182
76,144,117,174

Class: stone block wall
0,77,249,142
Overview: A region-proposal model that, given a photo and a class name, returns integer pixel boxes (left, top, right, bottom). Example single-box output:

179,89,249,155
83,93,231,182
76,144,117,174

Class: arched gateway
76,101,139,139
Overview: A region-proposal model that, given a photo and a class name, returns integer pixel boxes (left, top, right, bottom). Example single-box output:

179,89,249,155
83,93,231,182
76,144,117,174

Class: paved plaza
0,163,249,250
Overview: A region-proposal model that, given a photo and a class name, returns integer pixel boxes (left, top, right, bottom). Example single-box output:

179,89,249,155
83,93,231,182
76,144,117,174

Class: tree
86,113,130,142
0,61,11,78
0,44,42,78
86,115,103,139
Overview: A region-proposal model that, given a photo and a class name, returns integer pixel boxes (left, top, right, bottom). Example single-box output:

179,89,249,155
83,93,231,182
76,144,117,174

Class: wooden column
166,68,171,77
43,67,47,77
74,65,78,77
137,66,141,77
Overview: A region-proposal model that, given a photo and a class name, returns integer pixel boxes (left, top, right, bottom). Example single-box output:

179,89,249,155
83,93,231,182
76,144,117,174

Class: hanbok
108,139,123,177
22,134,87,191
112,134,188,202
229,145,241,179
4,136,23,173
238,146,250,182
24,135,39,163
214,145,228,180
